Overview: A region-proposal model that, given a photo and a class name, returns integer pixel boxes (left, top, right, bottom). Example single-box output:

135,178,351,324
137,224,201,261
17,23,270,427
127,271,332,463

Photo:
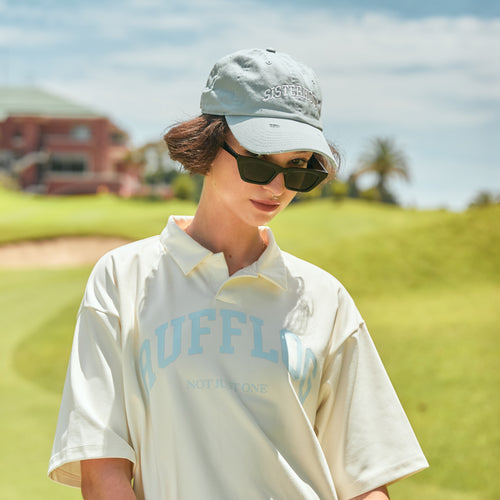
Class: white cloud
0,26,65,47
65,7,498,134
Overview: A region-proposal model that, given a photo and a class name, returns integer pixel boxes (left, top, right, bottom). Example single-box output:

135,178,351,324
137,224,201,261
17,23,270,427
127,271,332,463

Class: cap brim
226,115,336,166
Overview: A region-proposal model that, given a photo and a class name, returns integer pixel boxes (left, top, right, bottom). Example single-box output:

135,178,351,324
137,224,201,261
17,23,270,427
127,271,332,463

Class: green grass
359,284,500,500
0,188,196,243
1,188,499,499
0,267,89,500
271,199,500,296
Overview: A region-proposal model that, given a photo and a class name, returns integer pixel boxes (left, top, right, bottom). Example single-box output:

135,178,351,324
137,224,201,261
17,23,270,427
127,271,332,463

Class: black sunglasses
222,143,328,192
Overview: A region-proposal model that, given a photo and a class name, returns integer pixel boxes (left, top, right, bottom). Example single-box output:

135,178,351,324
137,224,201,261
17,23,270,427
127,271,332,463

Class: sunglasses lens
284,171,320,191
238,158,276,184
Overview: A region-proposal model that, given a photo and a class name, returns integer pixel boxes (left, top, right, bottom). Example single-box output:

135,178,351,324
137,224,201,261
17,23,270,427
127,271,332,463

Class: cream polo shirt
49,216,428,500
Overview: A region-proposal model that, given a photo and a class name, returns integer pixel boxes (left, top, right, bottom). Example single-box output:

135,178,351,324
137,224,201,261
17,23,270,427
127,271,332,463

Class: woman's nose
264,172,286,196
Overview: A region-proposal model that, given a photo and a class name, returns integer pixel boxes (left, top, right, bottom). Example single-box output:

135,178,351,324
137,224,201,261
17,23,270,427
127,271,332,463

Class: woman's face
203,133,313,229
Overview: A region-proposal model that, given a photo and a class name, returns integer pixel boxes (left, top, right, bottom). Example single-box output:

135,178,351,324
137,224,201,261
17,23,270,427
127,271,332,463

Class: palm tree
354,138,410,204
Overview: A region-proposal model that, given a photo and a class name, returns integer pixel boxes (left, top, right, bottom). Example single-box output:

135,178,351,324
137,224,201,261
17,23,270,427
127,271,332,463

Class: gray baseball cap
200,48,335,165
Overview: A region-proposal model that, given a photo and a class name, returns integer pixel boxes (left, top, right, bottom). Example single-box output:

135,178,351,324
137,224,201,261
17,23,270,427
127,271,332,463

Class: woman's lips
251,199,280,212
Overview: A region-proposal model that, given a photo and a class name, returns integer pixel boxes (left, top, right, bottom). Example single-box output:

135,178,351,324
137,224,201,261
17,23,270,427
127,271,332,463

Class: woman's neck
185,203,267,276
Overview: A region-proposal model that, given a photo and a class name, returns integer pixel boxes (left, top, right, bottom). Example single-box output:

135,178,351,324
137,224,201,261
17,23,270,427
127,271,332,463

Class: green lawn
1,189,498,499
0,188,196,243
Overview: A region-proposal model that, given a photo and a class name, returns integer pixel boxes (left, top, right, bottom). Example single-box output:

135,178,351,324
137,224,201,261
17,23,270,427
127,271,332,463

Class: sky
1,0,499,210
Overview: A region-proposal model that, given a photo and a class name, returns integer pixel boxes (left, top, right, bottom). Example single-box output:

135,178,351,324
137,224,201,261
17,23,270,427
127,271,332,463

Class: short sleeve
48,256,136,487
315,322,428,500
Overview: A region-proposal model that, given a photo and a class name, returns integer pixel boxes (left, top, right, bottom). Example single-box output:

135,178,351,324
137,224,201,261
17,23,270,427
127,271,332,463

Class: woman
49,48,427,500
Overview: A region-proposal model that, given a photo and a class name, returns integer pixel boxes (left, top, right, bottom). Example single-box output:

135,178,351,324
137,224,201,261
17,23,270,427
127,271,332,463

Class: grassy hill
0,188,196,243
273,199,499,295
0,189,498,500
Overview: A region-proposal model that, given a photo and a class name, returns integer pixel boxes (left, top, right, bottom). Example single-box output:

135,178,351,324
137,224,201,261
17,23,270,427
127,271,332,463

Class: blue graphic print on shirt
139,307,318,405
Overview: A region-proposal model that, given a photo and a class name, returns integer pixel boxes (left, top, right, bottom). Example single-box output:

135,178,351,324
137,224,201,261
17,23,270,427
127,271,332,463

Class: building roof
0,87,101,120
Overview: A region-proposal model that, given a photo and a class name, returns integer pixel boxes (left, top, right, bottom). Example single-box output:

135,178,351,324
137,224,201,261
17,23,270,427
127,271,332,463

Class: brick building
0,87,141,195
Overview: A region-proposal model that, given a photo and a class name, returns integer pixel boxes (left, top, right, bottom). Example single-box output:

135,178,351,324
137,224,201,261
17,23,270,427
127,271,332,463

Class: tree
172,173,197,200
354,138,410,204
347,173,360,199
468,190,500,208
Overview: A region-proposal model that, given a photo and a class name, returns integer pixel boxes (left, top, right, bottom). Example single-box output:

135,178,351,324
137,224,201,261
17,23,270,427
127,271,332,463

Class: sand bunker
0,236,131,269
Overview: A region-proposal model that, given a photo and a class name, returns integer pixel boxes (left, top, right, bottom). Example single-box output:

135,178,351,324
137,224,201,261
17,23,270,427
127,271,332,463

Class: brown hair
164,115,228,175
164,114,340,179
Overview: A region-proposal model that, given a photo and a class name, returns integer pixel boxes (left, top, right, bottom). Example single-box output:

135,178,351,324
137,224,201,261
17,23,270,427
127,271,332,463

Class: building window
110,131,126,145
71,125,91,142
49,155,87,174
12,128,24,147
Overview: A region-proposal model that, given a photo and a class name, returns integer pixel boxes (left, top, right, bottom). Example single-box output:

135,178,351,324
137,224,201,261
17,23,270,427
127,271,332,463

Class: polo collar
160,216,288,290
